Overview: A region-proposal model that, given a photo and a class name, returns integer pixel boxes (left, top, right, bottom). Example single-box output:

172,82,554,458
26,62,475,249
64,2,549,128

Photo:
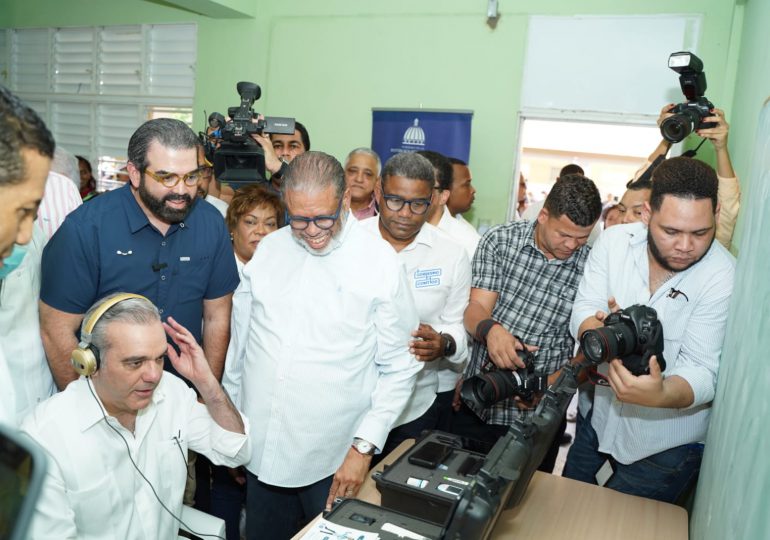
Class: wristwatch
440,333,457,357
352,437,376,456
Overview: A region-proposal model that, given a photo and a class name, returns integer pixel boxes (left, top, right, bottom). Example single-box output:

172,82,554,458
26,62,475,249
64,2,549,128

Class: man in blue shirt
40,118,238,390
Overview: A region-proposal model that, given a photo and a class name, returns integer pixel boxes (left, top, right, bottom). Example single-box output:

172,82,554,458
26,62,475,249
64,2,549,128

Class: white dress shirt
37,171,82,242
225,213,421,487
21,374,250,540
570,222,735,463
0,349,14,426
205,194,229,218
0,224,56,424
360,218,470,419
436,206,480,260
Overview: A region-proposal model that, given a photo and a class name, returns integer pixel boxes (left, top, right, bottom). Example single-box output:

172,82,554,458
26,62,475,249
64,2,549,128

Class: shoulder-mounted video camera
203,82,295,189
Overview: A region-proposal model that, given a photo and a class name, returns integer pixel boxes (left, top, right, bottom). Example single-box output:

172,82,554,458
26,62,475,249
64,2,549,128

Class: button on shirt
570,222,735,464
20,374,251,540
40,183,239,347
225,213,421,487
360,218,471,420
465,220,590,425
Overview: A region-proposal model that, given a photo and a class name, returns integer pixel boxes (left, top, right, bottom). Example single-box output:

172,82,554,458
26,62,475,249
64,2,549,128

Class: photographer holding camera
452,174,602,473
562,156,736,504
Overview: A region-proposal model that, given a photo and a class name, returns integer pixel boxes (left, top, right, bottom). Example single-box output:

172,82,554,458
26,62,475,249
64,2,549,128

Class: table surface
294,439,689,539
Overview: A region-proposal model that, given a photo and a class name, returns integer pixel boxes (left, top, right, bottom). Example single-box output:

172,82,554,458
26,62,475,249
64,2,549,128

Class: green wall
0,0,743,226
691,0,770,538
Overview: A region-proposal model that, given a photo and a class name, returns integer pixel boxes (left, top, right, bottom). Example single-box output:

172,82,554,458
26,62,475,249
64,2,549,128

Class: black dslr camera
209,82,295,188
461,344,549,416
580,304,666,375
660,51,717,144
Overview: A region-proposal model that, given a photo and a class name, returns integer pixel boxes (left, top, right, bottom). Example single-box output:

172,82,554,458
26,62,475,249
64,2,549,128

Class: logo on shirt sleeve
414,268,442,288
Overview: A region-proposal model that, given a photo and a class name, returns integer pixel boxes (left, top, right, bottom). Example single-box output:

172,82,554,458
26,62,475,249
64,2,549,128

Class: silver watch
352,437,376,456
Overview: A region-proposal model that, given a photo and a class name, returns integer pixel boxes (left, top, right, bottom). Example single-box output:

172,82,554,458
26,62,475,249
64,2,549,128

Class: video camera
580,304,666,375
660,51,717,144
203,82,295,189
460,342,549,416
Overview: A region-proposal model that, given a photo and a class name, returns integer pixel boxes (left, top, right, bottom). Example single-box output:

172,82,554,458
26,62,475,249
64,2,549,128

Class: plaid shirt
464,220,590,426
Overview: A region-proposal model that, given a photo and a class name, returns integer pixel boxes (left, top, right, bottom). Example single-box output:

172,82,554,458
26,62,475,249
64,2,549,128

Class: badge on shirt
414,268,442,288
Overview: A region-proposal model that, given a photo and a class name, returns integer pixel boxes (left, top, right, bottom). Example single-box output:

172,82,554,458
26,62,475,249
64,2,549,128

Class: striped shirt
464,220,590,426
570,222,736,464
37,171,82,242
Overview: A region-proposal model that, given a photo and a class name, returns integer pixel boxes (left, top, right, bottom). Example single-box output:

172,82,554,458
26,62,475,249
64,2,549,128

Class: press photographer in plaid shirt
452,174,602,473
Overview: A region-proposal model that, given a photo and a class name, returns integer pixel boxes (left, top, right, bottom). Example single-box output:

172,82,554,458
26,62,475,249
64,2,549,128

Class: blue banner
371,109,473,164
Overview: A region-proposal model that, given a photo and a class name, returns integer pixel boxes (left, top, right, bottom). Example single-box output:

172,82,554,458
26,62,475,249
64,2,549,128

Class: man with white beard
224,151,421,539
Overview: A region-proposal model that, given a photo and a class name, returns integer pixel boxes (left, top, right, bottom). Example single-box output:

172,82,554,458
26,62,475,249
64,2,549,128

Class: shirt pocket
176,255,213,304
156,438,190,504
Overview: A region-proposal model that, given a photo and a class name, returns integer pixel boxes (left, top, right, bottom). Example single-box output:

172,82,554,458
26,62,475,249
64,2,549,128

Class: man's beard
647,227,713,273
138,177,193,224
291,211,347,257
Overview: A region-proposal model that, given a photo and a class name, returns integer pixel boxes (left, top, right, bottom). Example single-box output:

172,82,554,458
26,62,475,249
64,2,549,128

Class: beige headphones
71,293,149,377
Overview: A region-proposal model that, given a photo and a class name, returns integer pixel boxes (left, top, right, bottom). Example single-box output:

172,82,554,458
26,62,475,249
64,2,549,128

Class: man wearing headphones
21,293,250,539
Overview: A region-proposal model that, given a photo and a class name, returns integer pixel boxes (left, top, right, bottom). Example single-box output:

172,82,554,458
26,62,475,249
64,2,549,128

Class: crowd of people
0,83,740,539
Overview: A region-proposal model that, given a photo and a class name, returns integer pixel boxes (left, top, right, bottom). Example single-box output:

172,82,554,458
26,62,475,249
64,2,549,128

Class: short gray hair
281,151,346,200
344,147,381,177
381,152,435,188
50,146,80,188
82,293,161,361
127,118,200,173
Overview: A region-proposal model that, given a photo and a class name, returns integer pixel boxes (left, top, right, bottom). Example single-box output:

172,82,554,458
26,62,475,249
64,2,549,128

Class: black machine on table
325,304,666,539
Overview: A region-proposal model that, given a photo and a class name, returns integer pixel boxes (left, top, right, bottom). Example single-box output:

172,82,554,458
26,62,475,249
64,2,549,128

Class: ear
439,188,451,206
714,200,721,226
374,179,383,205
126,161,142,189
641,201,652,225
342,188,352,212
536,207,549,226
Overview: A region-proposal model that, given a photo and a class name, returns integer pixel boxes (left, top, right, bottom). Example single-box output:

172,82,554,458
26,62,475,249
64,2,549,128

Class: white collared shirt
570,222,736,464
205,194,229,218
436,206,480,260
225,213,421,487
0,224,56,424
360,218,470,412
21,374,250,540
37,171,82,242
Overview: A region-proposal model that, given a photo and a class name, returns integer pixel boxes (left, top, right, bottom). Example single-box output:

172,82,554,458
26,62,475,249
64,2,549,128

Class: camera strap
586,367,611,387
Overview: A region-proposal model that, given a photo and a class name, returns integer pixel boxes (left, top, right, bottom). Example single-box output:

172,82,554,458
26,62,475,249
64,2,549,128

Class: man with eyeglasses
359,152,471,454
40,118,239,391
225,151,421,539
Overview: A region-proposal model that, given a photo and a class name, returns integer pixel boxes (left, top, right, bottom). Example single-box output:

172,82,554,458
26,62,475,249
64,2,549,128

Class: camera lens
581,324,637,365
660,114,694,143
581,330,612,364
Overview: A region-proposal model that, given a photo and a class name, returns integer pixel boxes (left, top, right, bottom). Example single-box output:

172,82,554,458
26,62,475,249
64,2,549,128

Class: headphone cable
86,377,226,540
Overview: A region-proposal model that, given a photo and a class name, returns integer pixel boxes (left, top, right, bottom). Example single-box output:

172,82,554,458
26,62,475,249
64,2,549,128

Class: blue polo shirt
41,183,239,347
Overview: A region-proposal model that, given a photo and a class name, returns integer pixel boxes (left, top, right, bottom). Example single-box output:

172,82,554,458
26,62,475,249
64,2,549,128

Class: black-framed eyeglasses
287,197,344,230
382,194,432,215
144,166,211,188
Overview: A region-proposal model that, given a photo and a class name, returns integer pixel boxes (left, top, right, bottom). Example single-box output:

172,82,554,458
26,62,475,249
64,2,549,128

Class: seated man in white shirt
224,151,421,539
562,157,736,503
360,152,471,454
21,293,250,539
